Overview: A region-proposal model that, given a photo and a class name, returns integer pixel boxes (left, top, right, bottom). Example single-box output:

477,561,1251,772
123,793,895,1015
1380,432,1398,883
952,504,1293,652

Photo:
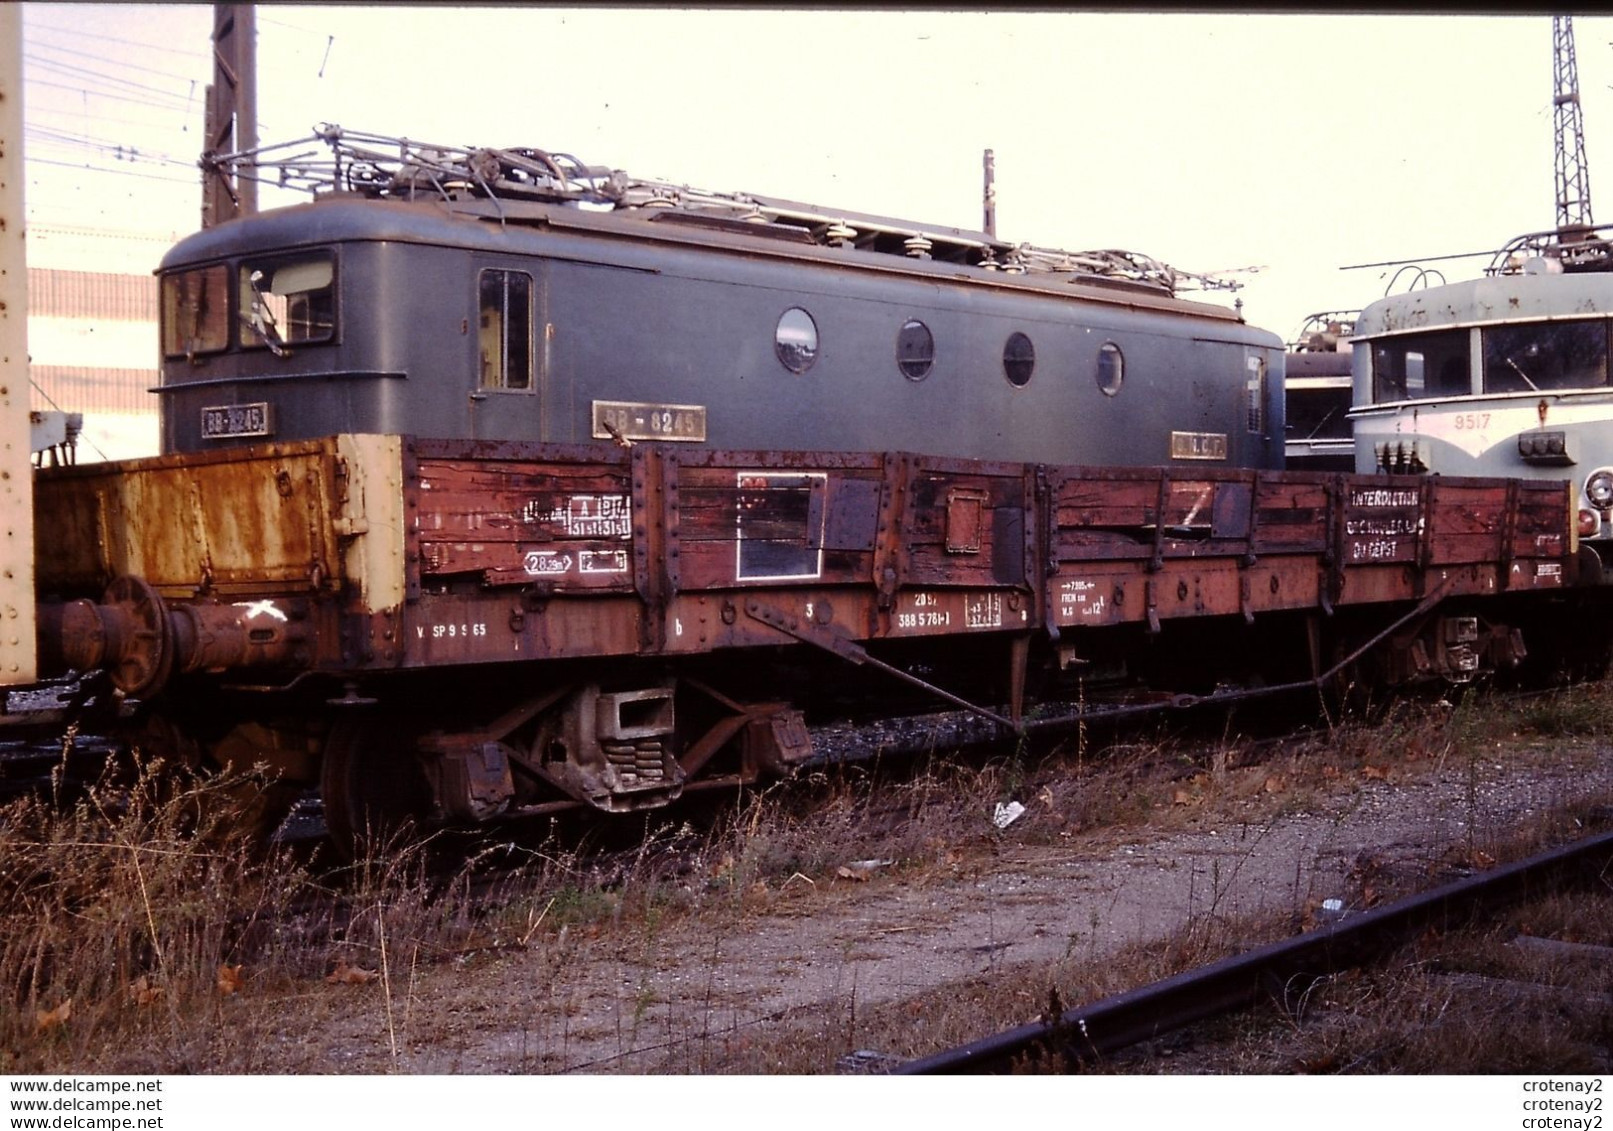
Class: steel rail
897,827,1613,1074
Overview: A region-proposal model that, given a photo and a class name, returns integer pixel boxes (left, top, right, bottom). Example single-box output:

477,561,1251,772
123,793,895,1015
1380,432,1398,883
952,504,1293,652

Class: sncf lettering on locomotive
1169,432,1229,461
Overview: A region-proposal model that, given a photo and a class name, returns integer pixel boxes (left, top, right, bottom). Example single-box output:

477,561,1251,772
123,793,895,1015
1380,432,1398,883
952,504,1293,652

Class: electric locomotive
158,127,1284,471
1351,225,1613,579
1283,311,1357,472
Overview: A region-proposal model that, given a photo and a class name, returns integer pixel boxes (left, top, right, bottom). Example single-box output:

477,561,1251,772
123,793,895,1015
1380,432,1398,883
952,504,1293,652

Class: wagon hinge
663,452,682,593
1149,471,1170,573
1242,470,1261,569
873,451,909,610
1498,479,1521,592
1324,474,1346,612
1037,466,1060,577
333,456,351,504
742,598,1020,733
1143,575,1162,635
1417,479,1437,575
401,443,423,604
631,446,678,651
1035,465,1061,643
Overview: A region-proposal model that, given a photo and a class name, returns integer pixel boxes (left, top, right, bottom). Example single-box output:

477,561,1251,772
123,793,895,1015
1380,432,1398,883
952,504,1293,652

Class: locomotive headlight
1519,430,1572,465
1586,469,1613,509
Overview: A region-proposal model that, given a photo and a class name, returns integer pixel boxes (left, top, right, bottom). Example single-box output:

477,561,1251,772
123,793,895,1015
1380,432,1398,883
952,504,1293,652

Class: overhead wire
26,137,199,177
26,39,208,85
24,19,210,61
30,105,201,133
27,155,201,189
25,56,198,109
26,120,198,163
22,11,211,454
19,12,308,212
24,32,208,160
26,120,199,167
27,76,199,116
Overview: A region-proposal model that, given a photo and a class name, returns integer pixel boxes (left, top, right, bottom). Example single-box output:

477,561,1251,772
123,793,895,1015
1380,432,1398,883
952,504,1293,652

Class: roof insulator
825,220,858,248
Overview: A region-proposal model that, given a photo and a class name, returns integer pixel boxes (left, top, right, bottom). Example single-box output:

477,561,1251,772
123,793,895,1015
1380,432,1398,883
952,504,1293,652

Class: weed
9,676,1613,1074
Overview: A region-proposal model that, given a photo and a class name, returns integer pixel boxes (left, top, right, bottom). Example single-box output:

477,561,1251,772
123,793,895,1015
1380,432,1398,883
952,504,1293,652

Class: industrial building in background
26,225,167,461
14,5,248,462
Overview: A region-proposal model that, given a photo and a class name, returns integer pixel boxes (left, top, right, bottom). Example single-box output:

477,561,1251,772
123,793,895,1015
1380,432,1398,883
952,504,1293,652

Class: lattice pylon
1554,14,1594,234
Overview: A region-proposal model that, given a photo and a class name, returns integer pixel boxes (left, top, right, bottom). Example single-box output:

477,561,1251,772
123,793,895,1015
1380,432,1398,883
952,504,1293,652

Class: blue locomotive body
156,133,1283,472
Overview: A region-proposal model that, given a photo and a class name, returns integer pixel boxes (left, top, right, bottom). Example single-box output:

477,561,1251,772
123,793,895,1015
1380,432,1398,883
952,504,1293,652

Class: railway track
896,826,1613,1074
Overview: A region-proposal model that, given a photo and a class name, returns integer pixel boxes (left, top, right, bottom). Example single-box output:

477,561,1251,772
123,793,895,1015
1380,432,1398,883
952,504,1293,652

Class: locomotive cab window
238,254,335,353
1371,329,1469,403
1482,319,1609,394
161,264,230,358
479,269,534,390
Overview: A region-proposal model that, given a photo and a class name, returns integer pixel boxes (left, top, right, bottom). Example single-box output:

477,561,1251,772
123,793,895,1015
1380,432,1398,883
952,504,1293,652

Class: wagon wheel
1322,636,1388,722
319,715,434,861
116,707,301,844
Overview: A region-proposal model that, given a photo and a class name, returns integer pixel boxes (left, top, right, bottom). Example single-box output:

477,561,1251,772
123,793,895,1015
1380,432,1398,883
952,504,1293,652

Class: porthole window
1096,342,1124,396
775,307,819,373
1003,331,1035,387
897,319,934,381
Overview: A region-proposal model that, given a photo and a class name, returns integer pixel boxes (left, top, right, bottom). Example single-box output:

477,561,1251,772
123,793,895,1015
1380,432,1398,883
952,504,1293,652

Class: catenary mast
1553,14,1594,239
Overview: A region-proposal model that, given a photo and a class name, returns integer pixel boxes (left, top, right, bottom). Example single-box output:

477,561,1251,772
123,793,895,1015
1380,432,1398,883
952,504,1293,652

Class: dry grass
3,679,1611,1073
0,748,566,1073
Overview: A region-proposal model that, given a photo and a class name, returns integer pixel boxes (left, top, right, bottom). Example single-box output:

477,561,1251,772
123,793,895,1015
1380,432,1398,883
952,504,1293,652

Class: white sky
20,5,1613,343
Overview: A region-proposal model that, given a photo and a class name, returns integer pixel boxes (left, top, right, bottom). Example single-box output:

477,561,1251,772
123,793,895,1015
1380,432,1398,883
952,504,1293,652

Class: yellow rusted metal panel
38,440,339,598
35,435,409,613
336,433,406,614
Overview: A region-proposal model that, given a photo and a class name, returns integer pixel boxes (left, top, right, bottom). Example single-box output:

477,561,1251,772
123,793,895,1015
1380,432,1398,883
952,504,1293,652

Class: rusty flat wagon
30,437,1583,850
